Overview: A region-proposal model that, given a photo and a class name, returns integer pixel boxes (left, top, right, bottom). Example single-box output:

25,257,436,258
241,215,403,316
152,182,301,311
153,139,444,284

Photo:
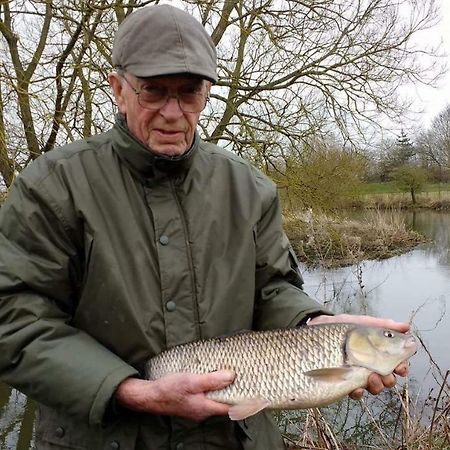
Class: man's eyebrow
183,81,204,90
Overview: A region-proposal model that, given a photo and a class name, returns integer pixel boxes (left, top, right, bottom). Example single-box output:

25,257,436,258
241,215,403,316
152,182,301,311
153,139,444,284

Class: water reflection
408,211,450,266
0,384,34,450
302,209,450,406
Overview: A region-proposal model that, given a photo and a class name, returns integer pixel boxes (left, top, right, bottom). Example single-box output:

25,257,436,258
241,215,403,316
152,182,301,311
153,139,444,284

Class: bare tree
0,0,138,189
199,0,443,164
417,104,450,173
0,0,444,190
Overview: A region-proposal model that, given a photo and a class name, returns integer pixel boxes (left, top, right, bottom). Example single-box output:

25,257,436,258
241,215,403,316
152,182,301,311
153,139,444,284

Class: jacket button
55,426,65,438
159,235,169,245
110,441,120,450
175,443,184,450
166,301,177,312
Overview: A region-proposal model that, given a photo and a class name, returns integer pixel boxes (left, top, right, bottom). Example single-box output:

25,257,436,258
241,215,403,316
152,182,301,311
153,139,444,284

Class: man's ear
205,80,212,97
108,72,126,114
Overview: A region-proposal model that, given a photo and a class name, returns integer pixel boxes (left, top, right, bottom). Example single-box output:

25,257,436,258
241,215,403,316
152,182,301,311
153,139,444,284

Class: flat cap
112,5,217,83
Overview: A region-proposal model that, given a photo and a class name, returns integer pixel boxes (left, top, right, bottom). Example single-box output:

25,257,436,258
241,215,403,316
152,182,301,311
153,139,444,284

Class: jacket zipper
170,179,202,339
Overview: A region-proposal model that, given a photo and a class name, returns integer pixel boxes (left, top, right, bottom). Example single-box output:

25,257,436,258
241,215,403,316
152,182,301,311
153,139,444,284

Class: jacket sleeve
0,171,138,427
253,181,332,330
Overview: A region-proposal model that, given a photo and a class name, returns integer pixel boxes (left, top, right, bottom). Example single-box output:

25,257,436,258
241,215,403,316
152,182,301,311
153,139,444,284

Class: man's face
109,73,210,157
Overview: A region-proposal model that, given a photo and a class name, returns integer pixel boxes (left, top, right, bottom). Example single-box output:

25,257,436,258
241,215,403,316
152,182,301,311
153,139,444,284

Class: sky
404,0,450,128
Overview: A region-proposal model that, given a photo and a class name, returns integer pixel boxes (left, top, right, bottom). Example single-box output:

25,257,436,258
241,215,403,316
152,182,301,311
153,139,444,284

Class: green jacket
0,116,329,450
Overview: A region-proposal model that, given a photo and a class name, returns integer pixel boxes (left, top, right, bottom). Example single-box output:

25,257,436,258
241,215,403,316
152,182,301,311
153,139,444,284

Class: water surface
302,209,450,401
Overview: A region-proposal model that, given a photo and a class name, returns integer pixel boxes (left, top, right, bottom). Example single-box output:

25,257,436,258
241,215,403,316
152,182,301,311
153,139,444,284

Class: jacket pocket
236,412,286,450
287,245,304,289
34,404,137,450
35,404,100,450
235,413,262,443
81,232,94,289
34,408,85,449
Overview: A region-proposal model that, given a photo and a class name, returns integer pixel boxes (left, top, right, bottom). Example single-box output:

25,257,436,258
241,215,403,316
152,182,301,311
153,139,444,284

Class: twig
360,399,393,449
415,333,447,381
428,370,450,449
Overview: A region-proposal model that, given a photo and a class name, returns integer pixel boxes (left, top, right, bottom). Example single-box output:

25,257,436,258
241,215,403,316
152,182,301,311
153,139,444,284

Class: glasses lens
138,87,166,109
179,93,207,113
137,88,206,113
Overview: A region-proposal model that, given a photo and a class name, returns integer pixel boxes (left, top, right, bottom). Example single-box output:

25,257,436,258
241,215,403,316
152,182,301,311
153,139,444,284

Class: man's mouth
156,129,182,135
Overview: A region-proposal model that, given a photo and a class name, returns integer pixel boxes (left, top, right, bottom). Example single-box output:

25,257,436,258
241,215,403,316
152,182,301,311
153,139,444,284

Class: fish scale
146,323,417,420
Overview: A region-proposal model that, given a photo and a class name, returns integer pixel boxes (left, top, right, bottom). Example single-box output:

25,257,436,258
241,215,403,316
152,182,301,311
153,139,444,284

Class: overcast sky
407,0,450,128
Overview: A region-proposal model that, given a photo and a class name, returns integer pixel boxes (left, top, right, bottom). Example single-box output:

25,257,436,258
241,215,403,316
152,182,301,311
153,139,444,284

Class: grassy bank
358,183,450,210
362,182,450,195
284,210,425,268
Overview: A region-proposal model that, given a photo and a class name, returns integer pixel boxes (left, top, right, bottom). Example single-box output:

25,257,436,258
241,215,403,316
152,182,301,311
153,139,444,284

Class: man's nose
159,95,184,118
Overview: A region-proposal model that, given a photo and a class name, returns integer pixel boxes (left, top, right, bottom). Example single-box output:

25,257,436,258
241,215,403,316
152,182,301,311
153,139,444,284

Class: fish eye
384,330,394,338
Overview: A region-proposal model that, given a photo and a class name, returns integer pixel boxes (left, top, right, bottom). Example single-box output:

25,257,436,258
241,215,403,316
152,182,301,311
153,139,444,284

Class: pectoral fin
304,367,353,382
228,399,270,421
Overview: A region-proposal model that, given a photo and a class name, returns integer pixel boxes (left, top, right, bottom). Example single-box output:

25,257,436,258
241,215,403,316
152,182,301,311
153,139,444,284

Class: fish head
345,326,417,376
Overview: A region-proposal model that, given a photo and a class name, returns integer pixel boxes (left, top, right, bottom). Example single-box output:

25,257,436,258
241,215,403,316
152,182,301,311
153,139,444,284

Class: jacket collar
111,113,198,182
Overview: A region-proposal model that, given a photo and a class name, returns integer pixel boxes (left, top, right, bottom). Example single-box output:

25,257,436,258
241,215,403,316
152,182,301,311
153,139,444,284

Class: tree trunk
410,188,416,205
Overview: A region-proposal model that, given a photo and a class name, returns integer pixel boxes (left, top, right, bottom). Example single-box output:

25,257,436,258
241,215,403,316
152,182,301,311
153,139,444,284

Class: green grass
363,182,450,195
424,182,450,192
362,182,399,194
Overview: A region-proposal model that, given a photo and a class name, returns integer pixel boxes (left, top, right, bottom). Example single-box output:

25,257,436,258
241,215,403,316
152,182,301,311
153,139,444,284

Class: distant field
359,183,450,207
362,182,450,195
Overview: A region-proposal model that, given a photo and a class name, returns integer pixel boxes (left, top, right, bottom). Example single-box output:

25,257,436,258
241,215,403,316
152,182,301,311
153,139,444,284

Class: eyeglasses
120,74,208,113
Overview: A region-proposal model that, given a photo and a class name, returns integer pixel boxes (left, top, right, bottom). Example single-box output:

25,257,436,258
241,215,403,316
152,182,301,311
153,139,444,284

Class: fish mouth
404,335,418,356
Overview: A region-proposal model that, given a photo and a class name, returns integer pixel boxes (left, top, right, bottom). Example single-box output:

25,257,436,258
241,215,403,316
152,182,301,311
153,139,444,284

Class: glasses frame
118,72,209,113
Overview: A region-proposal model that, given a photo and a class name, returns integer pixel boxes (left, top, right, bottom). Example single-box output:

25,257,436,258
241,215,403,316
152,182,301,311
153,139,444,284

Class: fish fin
228,399,270,421
304,367,353,382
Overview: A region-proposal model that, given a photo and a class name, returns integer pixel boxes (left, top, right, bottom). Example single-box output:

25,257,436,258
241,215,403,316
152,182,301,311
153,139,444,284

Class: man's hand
115,370,235,422
308,314,411,399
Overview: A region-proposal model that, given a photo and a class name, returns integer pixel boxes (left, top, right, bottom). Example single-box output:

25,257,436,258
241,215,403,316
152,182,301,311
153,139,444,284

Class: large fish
145,323,417,421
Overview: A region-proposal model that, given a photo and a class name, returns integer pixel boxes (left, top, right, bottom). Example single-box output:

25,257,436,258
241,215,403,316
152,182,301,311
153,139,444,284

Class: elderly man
0,5,409,450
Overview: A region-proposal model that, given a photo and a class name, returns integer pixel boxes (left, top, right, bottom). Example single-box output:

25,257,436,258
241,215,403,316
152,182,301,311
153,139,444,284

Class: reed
283,209,425,268
278,366,449,449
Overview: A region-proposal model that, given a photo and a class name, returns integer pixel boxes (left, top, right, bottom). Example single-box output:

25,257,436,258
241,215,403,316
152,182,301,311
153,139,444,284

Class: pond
1,209,449,449
302,209,450,409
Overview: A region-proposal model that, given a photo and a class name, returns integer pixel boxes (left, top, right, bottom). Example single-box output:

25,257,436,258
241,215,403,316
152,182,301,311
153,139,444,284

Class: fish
145,323,417,421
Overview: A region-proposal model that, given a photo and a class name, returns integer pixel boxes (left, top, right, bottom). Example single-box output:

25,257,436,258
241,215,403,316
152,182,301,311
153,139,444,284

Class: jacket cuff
89,364,139,427
296,311,334,326
287,307,333,328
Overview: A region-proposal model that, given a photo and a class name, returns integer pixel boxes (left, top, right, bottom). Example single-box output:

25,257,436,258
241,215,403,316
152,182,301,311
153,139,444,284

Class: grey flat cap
112,5,217,83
